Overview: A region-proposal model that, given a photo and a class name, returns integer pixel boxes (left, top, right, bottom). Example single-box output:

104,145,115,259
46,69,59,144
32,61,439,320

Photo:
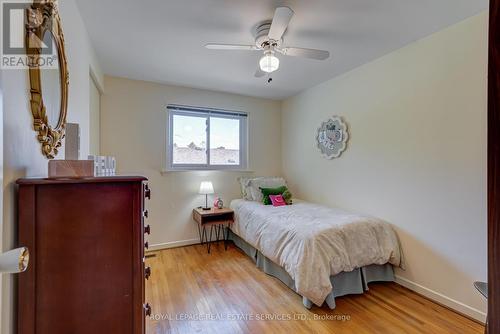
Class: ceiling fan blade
279,47,330,60
254,67,266,78
205,43,258,51
268,7,294,41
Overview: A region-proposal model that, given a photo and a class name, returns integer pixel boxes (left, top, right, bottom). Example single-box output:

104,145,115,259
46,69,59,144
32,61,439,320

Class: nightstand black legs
198,223,230,253
208,226,214,253
193,207,234,254
224,225,230,251
197,224,203,245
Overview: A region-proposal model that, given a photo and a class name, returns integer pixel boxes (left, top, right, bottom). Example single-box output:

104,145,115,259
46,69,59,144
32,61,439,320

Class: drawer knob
144,303,152,317
145,266,151,280
144,225,151,235
143,210,149,218
145,241,149,250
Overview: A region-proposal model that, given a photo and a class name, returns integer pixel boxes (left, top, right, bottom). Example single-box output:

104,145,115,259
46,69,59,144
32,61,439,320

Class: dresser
16,176,151,334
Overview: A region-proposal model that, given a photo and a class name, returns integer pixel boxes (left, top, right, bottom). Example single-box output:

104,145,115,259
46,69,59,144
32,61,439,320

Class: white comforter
230,199,403,306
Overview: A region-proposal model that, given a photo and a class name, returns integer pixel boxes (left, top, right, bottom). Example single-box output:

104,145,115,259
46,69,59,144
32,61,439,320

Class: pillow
248,177,287,202
260,186,293,205
237,177,253,200
260,186,287,205
282,189,293,205
269,194,286,207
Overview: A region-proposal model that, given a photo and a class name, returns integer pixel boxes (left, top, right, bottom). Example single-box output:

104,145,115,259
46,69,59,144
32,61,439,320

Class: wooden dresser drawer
17,176,149,334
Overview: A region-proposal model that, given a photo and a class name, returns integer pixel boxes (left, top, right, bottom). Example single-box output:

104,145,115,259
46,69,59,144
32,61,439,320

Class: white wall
1,0,103,332
101,76,282,249
89,76,101,155
281,12,488,321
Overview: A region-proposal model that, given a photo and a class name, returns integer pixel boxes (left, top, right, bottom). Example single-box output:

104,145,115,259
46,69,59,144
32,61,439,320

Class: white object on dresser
88,155,117,176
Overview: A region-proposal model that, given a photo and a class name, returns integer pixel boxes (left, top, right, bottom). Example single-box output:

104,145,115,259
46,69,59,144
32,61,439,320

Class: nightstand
192,207,234,253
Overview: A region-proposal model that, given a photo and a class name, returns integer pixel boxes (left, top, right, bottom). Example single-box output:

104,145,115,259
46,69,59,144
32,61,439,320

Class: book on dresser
16,176,151,334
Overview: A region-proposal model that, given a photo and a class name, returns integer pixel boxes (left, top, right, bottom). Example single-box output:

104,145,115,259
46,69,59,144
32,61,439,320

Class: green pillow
260,186,293,205
282,189,293,205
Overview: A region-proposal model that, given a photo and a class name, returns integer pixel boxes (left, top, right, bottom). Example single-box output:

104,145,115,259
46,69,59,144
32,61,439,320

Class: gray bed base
228,230,394,309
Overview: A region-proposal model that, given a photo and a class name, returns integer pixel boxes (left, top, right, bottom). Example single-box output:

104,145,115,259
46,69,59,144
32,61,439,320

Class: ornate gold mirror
26,0,68,159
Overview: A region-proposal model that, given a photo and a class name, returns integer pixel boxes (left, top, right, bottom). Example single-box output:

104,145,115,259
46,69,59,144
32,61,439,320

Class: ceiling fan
205,7,330,78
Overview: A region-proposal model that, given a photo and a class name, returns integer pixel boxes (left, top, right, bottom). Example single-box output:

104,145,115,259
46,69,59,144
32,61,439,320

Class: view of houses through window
167,106,247,170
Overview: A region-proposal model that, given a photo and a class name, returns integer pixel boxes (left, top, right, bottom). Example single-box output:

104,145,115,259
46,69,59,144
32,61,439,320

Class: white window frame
166,105,248,171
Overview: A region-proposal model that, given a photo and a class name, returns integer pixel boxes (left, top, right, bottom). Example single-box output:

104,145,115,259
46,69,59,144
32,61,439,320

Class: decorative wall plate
316,116,349,159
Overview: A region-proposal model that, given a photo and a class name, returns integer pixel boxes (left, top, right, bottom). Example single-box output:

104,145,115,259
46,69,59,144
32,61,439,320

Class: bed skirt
228,230,395,309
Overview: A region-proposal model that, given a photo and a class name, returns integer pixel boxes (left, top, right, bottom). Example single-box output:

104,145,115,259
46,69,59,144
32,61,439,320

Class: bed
229,199,403,309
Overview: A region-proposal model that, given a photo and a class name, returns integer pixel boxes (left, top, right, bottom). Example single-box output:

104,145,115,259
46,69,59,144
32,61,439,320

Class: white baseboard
395,275,486,323
148,238,199,251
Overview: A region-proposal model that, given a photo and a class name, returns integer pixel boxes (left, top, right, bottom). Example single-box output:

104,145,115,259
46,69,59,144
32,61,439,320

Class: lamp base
201,194,211,211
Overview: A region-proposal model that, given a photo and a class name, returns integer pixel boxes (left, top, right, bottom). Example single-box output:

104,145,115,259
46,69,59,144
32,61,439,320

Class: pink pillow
269,194,286,207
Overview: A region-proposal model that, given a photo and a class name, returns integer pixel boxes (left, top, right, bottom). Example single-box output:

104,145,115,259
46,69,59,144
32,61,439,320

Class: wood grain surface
145,244,484,334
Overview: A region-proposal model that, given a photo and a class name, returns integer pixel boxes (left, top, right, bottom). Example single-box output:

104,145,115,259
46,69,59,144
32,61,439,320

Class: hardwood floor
145,243,484,334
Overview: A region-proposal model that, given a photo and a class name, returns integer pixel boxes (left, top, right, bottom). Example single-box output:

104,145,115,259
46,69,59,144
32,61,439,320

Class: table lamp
199,181,214,210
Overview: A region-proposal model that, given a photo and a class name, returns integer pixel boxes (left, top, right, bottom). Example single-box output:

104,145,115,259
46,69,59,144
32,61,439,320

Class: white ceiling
75,0,488,100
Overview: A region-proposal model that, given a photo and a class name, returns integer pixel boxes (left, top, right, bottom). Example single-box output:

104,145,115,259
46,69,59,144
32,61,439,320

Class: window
167,105,248,170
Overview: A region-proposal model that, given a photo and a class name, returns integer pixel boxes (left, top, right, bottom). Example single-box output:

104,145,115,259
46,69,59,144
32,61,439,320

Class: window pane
172,114,207,165
210,117,240,165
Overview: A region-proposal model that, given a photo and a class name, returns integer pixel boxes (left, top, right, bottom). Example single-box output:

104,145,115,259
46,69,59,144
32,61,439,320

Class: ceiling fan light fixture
259,51,279,73
205,7,329,78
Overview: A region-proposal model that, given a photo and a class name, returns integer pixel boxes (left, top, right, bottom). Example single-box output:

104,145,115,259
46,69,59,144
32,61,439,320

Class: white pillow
247,177,287,202
237,177,254,200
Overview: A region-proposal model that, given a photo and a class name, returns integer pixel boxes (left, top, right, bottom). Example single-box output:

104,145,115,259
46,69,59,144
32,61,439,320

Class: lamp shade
199,181,214,195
